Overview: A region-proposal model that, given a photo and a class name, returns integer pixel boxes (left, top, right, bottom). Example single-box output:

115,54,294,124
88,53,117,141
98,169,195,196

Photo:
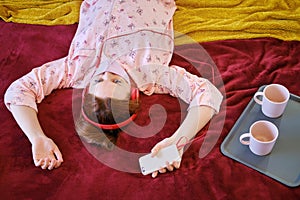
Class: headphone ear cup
130,88,139,101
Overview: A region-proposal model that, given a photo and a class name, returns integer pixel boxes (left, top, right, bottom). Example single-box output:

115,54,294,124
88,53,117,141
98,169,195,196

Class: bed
1,0,300,199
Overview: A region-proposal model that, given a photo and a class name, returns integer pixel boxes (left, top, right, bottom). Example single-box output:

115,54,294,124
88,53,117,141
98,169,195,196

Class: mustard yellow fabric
174,0,300,43
0,0,82,25
1,0,300,43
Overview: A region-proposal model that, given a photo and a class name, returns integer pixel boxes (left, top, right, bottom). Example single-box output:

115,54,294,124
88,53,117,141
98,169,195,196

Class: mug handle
254,91,263,105
239,133,251,145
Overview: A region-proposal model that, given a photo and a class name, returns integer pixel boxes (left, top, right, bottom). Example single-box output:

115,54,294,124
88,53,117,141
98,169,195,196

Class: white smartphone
139,144,181,175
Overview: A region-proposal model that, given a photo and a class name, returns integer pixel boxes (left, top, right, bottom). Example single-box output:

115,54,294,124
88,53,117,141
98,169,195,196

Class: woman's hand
150,137,183,178
31,136,63,170
9,105,64,170
149,106,215,178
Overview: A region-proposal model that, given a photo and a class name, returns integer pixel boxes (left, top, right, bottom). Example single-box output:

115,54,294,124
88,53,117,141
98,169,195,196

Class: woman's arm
150,105,214,178
10,105,63,170
170,105,214,143
4,57,70,170
141,65,223,178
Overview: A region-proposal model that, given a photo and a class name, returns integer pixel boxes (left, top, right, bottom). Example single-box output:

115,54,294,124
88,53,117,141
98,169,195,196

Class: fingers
32,144,63,170
34,157,62,170
41,158,52,170
150,138,182,178
165,162,174,171
151,168,168,178
173,161,181,169
151,161,181,178
53,148,64,168
151,138,173,157
151,144,163,157
34,157,51,169
54,148,63,162
48,159,56,170
33,151,63,170
34,158,43,167
152,171,158,178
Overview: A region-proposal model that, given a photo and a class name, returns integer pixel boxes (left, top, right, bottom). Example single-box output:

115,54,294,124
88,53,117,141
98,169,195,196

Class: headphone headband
81,87,139,130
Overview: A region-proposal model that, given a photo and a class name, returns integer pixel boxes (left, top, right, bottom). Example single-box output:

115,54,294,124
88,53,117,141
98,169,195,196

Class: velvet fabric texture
1,21,300,199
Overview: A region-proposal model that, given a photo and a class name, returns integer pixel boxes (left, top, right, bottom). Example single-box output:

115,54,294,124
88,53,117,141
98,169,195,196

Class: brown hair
75,93,140,150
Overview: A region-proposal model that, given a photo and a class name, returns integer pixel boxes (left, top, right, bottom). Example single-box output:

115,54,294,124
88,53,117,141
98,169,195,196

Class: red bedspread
1,21,300,199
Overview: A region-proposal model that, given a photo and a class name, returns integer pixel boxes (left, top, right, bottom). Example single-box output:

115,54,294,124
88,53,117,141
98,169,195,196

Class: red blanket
1,21,300,199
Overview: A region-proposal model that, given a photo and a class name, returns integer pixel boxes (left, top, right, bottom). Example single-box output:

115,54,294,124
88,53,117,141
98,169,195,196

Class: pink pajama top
4,0,223,114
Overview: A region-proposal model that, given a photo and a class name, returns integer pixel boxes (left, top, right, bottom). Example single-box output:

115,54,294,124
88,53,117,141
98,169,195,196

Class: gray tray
221,85,300,187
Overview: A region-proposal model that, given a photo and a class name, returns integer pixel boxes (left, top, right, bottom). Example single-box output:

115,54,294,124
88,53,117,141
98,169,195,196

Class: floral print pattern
4,0,222,113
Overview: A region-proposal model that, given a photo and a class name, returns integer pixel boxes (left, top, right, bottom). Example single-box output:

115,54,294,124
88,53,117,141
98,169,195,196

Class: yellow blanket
174,0,300,43
0,0,82,25
1,0,300,43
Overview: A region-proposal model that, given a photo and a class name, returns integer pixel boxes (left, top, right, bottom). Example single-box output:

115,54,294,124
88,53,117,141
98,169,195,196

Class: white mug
239,120,279,156
254,84,290,118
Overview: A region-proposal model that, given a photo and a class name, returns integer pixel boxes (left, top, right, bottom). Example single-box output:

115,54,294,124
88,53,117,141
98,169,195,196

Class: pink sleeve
162,65,223,113
4,57,70,112
4,0,102,112
170,66,223,113
130,64,223,114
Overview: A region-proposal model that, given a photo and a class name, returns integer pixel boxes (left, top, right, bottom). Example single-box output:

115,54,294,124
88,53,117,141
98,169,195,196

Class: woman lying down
4,0,222,178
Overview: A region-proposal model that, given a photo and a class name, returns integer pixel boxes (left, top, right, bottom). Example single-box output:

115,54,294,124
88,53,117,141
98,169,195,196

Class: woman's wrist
168,133,188,146
28,133,48,145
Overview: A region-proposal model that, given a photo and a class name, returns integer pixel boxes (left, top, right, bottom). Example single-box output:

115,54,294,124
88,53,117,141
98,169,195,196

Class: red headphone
81,87,139,130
